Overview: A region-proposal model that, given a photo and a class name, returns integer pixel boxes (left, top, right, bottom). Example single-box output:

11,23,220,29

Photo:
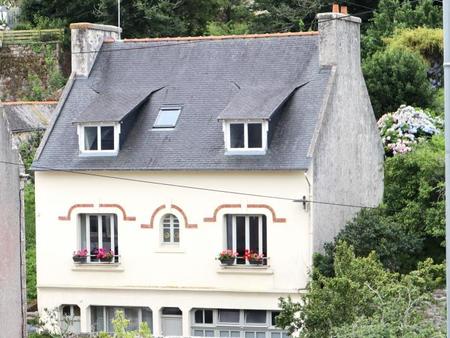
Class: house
32,5,384,336
0,106,26,337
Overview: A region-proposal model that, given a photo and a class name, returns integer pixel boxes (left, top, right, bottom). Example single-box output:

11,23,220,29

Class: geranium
378,105,442,156
72,249,88,258
217,249,239,260
244,250,265,262
95,248,114,260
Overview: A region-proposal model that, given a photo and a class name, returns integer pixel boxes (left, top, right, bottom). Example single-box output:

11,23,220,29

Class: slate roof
3,102,56,132
33,33,333,171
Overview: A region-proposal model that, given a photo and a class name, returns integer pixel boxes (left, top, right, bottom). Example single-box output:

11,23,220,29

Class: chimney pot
332,3,339,13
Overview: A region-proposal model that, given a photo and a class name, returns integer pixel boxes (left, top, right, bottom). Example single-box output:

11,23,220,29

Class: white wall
35,170,310,334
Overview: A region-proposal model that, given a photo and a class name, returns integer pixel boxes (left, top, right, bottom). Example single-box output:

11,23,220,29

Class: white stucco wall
35,170,310,334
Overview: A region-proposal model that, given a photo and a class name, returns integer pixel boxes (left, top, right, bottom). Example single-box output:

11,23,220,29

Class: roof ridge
1,101,58,105
113,31,319,44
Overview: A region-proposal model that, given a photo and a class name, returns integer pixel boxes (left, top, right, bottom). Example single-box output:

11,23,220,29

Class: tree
207,0,252,35
363,47,433,118
248,0,327,33
277,242,444,338
362,0,442,57
96,0,220,38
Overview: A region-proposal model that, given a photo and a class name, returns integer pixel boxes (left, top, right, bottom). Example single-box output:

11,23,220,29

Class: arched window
161,214,180,244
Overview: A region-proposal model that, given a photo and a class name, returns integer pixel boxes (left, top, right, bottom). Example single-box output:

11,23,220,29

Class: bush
363,47,434,118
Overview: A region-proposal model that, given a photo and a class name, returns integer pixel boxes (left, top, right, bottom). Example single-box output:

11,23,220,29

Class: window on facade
60,305,81,334
225,215,267,265
161,214,180,244
154,106,181,128
192,309,289,338
227,122,265,151
91,306,152,333
80,214,118,263
271,312,280,327
82,125,117,152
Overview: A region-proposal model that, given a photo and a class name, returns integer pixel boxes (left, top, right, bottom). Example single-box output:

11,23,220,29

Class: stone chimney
70,23,121,77
317,6,362,72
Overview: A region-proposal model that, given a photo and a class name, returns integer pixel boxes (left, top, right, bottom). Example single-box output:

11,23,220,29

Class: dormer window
223,120,268,155
154,106,182,129
77,123,120,156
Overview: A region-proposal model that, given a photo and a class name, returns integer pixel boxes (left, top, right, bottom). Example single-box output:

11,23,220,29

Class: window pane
271,333,280,338
106,307,117,332
226,215,233,249
142,309,153,330
154,108,181,128
125,308,139,331
245,332,255,338
248,123,262,148
162,307,182,315
163,228,171,242
205,310,213,324
80,216,86,250
114,215,119,258
271,312,280,326
73,306,80,316
205,330,215,337
102,215,112,251
249,216,259,253
62,305,71,316
256,333,265,338
220,331,229,337
231,332,240,338
101,126,115,150
230,124,244,148
84,127,98,150
245,310,266,324
219,309,240,323
174,228,180,242
89,216,99,254
195,310,203,323
91,306,104,332
262,216,267,264
195,330,205,337
282,333,289,338
236,216,246,264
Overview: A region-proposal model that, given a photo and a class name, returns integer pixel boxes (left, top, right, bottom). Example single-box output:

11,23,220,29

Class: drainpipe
443,0,449,333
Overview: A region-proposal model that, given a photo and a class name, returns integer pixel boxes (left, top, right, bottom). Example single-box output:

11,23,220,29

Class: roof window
154,106,182,129
77,123,120,156
224,120,268,155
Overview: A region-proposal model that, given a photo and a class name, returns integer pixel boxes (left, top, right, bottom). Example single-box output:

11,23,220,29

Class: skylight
154,106,182,129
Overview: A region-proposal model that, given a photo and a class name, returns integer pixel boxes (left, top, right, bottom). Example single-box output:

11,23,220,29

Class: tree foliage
363,47,433,118
278,242,445,338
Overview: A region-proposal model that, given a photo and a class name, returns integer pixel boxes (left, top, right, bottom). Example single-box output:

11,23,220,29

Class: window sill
72,263,124,272
217,265,273,275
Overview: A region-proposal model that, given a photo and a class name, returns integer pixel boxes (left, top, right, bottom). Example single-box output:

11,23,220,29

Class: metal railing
0,28,64,45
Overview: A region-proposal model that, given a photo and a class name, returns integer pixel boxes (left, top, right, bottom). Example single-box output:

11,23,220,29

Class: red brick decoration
58,204,94,221
99,203,136,221
203,204,242,222
141,204,165,229
171,204,198,228
247,204,287,223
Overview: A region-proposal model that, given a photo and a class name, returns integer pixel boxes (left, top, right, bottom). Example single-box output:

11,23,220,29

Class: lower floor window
191,309,288,338
60,305,81,334
90,306,152,332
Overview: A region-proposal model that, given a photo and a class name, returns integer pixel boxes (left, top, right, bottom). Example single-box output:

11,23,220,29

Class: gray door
162,315,183,336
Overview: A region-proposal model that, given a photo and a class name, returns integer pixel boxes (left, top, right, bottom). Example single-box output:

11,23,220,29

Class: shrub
363,48,433,118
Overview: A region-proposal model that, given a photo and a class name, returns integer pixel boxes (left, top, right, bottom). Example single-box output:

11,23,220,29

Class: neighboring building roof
33,33,333,171
2,101,56,133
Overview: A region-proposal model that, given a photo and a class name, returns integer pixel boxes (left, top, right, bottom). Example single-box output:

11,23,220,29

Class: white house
32,5,384,336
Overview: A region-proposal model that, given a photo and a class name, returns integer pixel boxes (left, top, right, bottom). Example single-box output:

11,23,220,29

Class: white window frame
223,120,268,155
226,215,266,265
160,214,180,245
79,214,118,263
77,122,121,156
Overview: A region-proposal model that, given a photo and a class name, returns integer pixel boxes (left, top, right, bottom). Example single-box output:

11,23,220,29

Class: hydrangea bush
377,105,442,155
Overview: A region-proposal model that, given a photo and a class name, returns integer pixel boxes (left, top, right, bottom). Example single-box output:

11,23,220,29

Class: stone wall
0,107,26,337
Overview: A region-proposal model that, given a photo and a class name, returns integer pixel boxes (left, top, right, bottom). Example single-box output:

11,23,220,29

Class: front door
161,315,182,336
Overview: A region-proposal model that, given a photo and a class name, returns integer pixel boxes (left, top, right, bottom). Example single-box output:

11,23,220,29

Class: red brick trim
141,204,165,229
58,204,94,221
99,203,136,221
247,204,286,223
171,204,197,228
203,204,242,222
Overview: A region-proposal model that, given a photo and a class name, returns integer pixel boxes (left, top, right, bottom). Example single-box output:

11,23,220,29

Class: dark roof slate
33,35,332,171
3,102,56,132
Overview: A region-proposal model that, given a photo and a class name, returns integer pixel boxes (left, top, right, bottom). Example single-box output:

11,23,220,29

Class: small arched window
161,214,180,244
